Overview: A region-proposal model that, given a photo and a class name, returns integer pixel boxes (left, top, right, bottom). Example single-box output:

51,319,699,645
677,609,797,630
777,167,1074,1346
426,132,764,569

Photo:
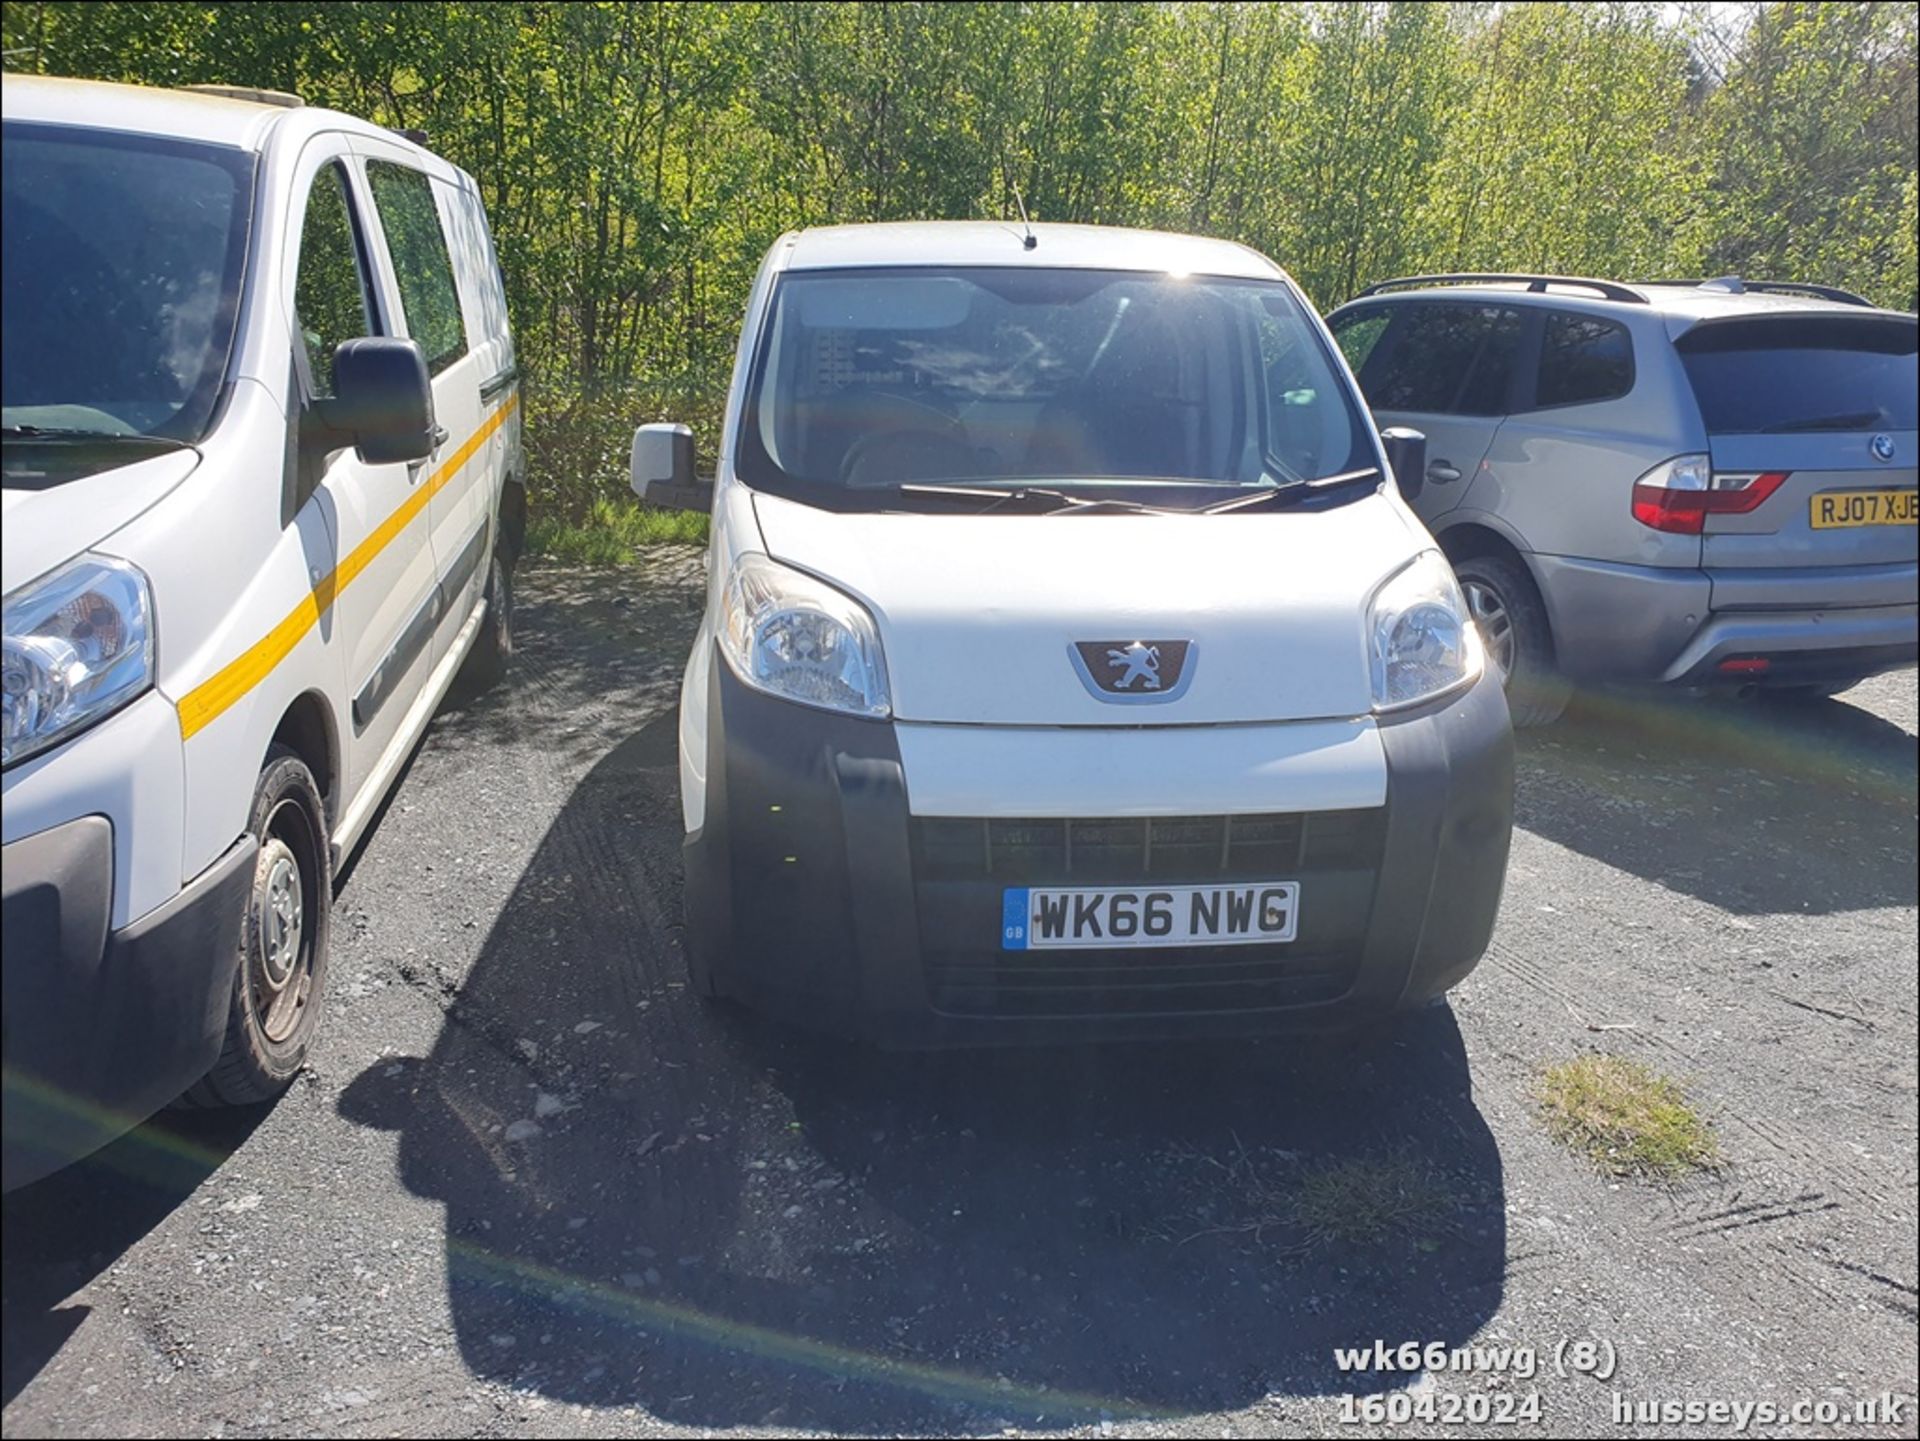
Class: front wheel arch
1440,537,1571,727
498,478,528,566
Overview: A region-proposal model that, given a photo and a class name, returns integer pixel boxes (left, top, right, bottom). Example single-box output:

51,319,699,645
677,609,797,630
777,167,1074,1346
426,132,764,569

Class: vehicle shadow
339,712,1507,1433
1516,686,1918,916
0,1105,263,1406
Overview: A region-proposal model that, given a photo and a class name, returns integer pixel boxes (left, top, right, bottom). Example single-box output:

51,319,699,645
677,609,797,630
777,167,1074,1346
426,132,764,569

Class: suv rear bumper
683,656,1513,1048
2,821,253,1191
1531,554,1918,686
1660,605,1918,686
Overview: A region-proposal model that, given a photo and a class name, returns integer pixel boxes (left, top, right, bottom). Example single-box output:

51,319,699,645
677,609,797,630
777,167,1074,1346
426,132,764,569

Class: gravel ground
4,554,1916,1439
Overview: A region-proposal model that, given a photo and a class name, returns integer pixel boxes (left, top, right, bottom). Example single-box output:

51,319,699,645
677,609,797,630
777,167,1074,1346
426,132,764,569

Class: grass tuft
1287,1147,1455,1248
1161,1140,1456,1253
526,495,709,565
1539,1053,1720,1179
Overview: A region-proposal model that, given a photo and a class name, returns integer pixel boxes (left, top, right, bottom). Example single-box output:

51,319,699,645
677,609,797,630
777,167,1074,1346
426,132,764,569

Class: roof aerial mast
1013,188,1038,250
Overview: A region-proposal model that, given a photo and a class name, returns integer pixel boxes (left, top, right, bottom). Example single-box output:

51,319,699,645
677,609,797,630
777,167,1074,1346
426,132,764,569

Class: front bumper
2,820,254,1191
684,657,1513,1047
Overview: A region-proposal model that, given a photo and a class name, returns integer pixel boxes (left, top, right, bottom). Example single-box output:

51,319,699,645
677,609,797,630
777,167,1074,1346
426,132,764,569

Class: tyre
183,745,332,1106
455,547,513,695
1453,552,1570,728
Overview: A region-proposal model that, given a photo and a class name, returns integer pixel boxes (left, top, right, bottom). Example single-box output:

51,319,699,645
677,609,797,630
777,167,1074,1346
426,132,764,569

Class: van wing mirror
324,337,438,465
630,422,709,511
1380,426,1427,503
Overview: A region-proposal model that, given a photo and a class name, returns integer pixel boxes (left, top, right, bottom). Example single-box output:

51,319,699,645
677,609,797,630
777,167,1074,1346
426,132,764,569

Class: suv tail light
1631,455,1789,534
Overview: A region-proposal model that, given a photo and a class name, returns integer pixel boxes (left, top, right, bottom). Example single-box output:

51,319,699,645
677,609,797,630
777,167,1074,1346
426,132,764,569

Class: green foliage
1685,2,1918,311
527,495,708,565
1419,4,1702,288
6,0,1913,531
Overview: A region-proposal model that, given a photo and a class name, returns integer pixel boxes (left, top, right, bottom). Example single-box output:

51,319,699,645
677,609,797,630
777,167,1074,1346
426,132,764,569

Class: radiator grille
923,948,1358,1017
912,809,1386,884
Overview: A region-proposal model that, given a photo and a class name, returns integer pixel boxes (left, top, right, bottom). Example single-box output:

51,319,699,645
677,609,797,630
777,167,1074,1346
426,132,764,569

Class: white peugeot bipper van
2,78,523,1187
633,222,1513,1046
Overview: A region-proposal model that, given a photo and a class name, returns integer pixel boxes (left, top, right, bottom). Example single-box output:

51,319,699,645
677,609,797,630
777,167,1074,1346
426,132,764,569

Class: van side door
286,144,442,814
439,173,521,571
1331,300,1524,526
354,143,492,668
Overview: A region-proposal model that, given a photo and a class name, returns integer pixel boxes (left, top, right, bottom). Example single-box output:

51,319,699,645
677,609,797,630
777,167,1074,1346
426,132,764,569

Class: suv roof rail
1351,273,1648,304
182,83,305,108
1634,277,1874,307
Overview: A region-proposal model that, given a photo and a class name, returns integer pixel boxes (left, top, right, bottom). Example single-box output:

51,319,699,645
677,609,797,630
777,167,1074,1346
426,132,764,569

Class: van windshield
1,121,255,460
735,266,1377,512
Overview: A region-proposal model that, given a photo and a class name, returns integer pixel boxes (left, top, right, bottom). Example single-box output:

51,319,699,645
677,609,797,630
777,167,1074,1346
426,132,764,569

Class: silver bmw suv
1326,274,1917,724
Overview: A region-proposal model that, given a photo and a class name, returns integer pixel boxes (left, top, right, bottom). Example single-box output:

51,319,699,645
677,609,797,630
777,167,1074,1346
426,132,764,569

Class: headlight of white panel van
3,554,155,767
1367,550,1481,712
719,553,891,718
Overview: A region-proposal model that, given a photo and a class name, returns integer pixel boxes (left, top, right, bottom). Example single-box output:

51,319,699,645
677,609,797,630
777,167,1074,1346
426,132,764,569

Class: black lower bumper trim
3,827,255,1191
685,653,1513,1047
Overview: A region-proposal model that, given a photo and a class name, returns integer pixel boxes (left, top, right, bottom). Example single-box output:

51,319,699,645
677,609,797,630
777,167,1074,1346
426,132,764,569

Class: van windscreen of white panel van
1676,315,1918,435
0,122,254,459
735,267,1376,513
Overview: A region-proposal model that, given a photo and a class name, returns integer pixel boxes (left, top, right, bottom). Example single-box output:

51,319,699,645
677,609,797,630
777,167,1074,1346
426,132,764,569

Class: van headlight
3,554,155,767
1367,550,1480,712
719,553,891,718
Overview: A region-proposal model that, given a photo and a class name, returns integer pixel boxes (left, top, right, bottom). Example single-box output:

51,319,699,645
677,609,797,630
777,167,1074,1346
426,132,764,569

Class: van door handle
408,426,450,483
479,366,519,404
1427,460,1463,484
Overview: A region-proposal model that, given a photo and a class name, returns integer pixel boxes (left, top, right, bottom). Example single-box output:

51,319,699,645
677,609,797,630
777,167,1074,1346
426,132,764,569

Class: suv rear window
1677,316,1917,434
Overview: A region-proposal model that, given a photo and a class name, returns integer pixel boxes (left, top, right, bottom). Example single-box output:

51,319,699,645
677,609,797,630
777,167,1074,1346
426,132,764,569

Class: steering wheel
834,391,981,486
841,426,985,487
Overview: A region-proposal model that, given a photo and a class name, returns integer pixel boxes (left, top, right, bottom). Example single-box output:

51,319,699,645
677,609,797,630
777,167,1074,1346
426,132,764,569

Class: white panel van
2,78,524,1187
635,222,1515,1047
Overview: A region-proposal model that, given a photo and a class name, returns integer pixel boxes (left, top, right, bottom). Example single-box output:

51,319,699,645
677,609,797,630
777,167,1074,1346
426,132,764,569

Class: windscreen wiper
1,424,189,448
1760,410,1886,434
895,482,1176,515
1198,466,1382,514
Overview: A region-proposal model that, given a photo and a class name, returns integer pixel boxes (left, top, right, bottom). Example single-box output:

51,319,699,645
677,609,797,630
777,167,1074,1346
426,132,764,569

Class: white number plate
1001,882,1300,951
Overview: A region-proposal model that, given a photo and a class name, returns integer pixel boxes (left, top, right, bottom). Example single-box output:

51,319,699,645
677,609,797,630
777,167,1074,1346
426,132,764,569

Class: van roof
1,73,431,161
783,221,1286,281
2,74,292,148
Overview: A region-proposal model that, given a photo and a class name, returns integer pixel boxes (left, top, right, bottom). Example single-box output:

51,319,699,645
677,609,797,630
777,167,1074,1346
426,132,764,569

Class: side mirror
1380,426,1427,503
325,337,437,465
630,422,709,511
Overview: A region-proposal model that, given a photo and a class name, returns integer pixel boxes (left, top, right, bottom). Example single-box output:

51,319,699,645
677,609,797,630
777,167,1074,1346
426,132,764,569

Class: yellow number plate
1810,490,1918,529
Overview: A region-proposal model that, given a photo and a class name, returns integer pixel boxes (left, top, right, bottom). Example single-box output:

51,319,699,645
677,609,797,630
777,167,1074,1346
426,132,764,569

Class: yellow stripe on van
176,392,519,741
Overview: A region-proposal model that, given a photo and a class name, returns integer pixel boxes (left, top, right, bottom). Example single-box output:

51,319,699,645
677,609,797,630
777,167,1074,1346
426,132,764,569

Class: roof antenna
1013,189,1038,250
